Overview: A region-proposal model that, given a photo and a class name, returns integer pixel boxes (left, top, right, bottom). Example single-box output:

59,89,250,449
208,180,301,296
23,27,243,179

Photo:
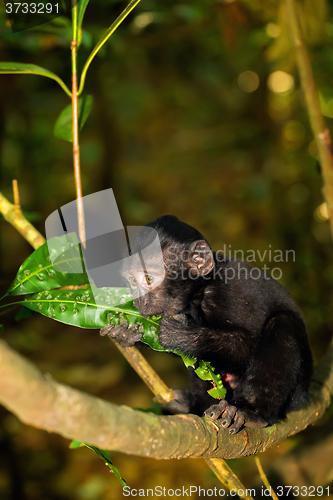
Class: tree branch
0,338,331,460
0,192,45,250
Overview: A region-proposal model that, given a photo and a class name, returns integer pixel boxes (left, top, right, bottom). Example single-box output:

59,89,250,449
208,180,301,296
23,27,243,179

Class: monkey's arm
158,315,254,368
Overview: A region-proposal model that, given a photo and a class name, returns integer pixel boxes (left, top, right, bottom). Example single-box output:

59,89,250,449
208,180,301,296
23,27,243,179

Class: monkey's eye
145,275,154,285
130,277,137,286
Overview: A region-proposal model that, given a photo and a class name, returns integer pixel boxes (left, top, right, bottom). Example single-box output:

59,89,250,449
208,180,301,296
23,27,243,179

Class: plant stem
0,192,45,250
207,458,255,500
113,342,174,403
78,0,142,96
254,456,279,500
71,0,86,248
12,180,20,208
285,0,333,238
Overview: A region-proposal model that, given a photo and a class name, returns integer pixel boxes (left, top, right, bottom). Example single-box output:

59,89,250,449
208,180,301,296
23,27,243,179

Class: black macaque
101,215,313,434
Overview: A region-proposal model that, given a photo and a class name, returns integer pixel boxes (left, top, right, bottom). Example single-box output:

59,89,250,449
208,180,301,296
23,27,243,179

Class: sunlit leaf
16,287,161,339
195,360,226,400
54,95,93,142
7,234,89,297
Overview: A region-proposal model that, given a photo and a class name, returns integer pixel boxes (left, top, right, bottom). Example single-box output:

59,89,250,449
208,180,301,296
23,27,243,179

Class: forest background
0,0,333,498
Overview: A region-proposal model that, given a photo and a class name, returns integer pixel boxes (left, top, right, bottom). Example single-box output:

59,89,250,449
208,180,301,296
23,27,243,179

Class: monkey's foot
99,322,142,347
161,390,193,415
203,400,268,435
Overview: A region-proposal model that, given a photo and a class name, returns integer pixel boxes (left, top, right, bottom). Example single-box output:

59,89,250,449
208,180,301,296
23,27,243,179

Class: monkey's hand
100,322,143,347
204,400,268,435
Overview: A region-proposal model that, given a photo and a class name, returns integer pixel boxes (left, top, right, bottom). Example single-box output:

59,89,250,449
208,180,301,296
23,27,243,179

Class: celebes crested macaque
101,215,313,434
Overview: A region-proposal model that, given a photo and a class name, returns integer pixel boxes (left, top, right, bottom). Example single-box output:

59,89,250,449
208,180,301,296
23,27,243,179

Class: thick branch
0,339,331,460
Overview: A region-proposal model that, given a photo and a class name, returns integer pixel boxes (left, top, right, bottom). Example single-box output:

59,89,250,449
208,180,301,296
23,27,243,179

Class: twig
12,180,20,209
113,342,174,404
254,456,279,500
285,0,333,237
78,0,143,96
0,192,44,250
71,2,86,248
207,458,255,500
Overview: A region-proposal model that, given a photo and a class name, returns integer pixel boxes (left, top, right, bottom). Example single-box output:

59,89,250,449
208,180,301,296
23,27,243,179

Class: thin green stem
51,74,72,97
71,0,86,247
206,458,254,500
254,456,279,500
78,0,142,96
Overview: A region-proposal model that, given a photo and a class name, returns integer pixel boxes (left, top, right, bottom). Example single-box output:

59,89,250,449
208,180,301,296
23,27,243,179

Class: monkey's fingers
204,401,246,434
203,399,229,420
99,323,142,347
227,412,245,435
99,324,118,337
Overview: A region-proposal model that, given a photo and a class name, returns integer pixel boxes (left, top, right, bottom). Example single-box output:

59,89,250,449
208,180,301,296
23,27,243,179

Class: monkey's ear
188,240,214,276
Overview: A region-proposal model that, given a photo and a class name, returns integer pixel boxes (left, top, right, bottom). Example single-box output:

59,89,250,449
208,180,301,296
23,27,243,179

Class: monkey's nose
140,294,150,307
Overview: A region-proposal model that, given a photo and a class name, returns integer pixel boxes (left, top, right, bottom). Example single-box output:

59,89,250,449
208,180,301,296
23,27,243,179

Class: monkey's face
122,249,207,317
122,249,191,317
122,228,214,317
122,253,167,316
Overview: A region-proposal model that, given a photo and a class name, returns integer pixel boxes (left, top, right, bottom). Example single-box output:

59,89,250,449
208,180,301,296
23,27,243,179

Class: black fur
103,215,313,433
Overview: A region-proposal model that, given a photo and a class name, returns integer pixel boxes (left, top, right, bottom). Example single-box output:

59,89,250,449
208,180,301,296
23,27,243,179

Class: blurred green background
0,0,333,498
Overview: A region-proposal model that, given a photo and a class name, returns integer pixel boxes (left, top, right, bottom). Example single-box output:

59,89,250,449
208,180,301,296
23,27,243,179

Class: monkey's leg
161,389,194,415
205,312,304,434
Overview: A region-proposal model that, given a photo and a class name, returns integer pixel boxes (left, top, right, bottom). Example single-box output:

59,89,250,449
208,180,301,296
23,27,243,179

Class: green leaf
0,325,3,335
177,353,197,368
70,441,127,486
69,440,85,449
7,233,89,297
0,62,71,97
84,444,127,486
195,360,226,400
54,95,93,142
15,288,162,337
78,0,90,32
